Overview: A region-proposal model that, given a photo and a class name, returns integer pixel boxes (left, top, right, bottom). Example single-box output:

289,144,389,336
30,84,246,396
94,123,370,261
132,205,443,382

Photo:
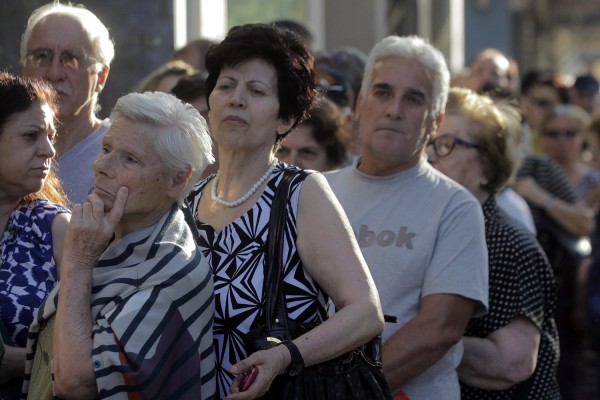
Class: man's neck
357,152,422,177
55,113,102,157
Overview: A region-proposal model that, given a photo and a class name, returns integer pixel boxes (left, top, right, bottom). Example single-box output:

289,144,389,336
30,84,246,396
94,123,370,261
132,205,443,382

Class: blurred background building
2,0,599,116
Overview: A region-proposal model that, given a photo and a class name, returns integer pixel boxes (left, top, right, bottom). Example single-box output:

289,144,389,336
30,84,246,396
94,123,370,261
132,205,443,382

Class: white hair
110,91,214,202
361,35,450,117
20,1,115,74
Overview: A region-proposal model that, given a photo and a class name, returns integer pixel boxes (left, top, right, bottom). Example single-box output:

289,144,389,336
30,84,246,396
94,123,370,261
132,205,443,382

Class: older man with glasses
20,2,114,205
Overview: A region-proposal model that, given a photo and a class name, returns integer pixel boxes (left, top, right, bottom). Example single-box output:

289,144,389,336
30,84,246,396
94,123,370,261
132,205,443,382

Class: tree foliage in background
228,0,304,28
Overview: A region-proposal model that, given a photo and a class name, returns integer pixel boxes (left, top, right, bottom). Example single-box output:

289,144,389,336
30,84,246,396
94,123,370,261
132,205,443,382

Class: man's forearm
383,317,460,392
382,294,476,394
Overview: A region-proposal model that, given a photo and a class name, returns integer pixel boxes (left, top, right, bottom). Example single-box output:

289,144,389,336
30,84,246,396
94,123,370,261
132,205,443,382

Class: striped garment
22,204,216,399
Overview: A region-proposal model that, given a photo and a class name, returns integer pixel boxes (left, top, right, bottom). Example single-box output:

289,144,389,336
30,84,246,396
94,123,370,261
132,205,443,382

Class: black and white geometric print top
186,163,329,399
461,198,560,400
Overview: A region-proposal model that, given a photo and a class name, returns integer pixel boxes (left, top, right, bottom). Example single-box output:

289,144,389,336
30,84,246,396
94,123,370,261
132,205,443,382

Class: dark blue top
0,200,69,347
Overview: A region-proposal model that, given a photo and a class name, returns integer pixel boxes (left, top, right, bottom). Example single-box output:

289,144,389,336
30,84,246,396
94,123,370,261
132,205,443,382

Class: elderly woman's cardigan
22,204,216,399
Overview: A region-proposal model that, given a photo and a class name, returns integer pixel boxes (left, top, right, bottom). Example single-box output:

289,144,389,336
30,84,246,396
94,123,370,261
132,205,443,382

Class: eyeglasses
542,129,578,139
428,134,480,158
24,49,96,71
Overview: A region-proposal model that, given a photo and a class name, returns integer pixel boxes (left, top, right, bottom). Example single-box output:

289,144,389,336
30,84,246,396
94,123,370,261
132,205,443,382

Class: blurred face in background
521,84,561,131
539,115,583,166
277,124,331,171
468,51,510,92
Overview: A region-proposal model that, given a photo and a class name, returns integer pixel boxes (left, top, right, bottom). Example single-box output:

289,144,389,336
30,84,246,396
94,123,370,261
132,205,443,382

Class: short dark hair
204,23,318,142
171,72,208,103
0,72,56,133
520,70,570,103
271,19,313,44
300,97,349,168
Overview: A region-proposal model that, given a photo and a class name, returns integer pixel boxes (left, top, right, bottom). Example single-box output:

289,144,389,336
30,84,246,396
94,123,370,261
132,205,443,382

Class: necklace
211,162,277,207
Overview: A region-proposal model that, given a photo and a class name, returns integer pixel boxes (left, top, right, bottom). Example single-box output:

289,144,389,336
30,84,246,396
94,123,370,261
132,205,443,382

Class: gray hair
361,35,450,118
110,91,214,202
20,1,115,74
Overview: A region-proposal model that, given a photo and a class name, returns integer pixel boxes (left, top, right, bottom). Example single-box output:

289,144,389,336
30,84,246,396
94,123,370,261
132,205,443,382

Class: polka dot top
461,198,560,399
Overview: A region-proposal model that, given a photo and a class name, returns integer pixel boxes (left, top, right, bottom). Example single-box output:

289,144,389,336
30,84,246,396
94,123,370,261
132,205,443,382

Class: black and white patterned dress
186,163,328,399
461,198,560,399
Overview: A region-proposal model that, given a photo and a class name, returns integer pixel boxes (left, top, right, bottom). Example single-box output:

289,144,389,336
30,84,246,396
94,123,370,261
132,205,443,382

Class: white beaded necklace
211,162,277,207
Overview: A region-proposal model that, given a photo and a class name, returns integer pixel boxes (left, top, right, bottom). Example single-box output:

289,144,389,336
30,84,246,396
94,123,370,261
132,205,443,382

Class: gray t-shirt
56,120,109,205
326,157,488,400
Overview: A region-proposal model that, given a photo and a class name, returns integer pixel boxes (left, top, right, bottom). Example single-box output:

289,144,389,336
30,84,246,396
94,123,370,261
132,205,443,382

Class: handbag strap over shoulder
265,169,309,339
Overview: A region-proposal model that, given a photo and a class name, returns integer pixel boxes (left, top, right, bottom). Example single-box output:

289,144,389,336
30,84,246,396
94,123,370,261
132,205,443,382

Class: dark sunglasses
542,129,578,139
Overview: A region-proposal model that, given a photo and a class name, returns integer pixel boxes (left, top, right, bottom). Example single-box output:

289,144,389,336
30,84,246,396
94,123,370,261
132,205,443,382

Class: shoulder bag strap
265,169,309,340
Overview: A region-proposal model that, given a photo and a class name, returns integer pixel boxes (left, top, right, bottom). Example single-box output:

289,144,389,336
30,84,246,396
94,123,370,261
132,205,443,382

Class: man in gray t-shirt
326,35,488,400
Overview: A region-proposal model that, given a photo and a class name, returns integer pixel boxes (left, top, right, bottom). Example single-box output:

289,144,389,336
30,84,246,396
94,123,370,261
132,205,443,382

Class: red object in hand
394,391,410,400
240,366,258,391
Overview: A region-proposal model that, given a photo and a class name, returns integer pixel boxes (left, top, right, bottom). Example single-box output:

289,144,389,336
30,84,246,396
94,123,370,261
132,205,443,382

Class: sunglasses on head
542,129,578,139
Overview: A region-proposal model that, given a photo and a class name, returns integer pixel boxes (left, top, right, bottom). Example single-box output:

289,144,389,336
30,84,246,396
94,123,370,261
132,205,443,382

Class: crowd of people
3,1,600,399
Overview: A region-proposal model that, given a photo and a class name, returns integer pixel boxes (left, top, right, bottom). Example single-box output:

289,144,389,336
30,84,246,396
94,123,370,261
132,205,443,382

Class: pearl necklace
211,162,277,207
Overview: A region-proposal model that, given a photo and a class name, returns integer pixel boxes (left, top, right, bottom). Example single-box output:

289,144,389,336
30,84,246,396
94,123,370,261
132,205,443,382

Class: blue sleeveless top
0,200,69,346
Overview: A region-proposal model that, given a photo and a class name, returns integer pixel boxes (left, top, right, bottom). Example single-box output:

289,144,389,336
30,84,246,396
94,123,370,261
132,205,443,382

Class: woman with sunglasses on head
539,104,598,204
539,104,600,400
0,72,70,398
517,105,596,399
427,87,560,399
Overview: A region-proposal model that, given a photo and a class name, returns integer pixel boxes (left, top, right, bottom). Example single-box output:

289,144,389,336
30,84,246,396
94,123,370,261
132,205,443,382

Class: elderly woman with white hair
23,91,216,400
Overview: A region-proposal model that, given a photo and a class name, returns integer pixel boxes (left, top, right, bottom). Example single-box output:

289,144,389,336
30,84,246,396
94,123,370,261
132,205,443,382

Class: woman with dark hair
185,23,384,399
0,72,70,396
277,97,350,171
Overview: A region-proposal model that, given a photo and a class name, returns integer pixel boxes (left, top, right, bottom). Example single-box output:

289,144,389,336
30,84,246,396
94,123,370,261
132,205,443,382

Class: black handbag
243,169,393,400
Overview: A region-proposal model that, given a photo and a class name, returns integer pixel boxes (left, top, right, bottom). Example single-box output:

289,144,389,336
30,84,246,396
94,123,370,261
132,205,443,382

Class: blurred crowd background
1,0,598,120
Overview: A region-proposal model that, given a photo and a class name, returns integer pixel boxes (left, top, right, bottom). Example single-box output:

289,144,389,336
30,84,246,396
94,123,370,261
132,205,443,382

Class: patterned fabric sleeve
22,205,216,400
92,265,214,399
517,155,578,204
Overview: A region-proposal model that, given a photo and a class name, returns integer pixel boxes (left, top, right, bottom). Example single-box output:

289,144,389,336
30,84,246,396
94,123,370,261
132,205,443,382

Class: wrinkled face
355,56,436,171
93,118,174,228
0,101,56,199
427,113,487,200
22,14,107,123
208,59,290,154
277,124,330,171
539,115,583,165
